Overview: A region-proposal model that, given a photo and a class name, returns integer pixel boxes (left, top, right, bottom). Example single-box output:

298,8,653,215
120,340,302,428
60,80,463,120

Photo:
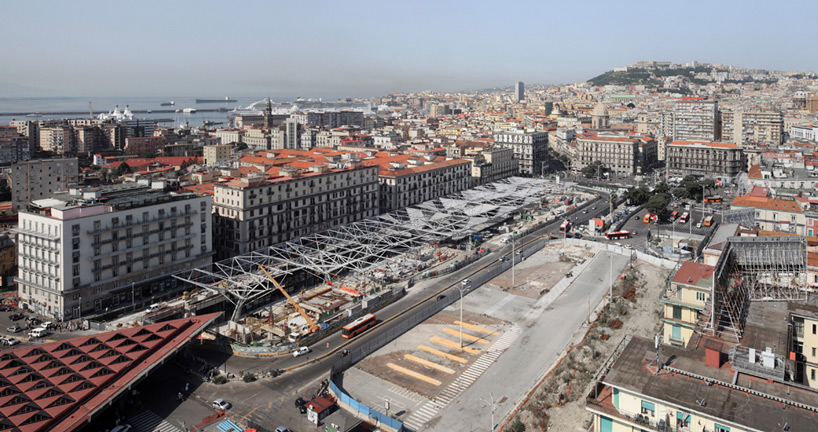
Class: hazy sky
3,0,817,98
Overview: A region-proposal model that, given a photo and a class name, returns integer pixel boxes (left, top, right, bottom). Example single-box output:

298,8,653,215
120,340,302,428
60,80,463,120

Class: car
2,337,20,346
582,210,589,214
212,398,231,411
9,313,24,321
293,347,310,358
145,304,161,314
275,427,291,432
0,305,13,312
295,397,307,414
6,325,21,333
41,321,53,330
111,425,132,432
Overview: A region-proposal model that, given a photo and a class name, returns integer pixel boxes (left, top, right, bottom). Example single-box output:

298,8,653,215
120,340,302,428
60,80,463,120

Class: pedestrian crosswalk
127,410,181,432
403,325,521,431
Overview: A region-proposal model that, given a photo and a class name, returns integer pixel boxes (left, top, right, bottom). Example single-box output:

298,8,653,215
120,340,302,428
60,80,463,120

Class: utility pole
480,392,497,432
131,282,135,312
511,237,515,290
609,254,613,303
459,280,468,348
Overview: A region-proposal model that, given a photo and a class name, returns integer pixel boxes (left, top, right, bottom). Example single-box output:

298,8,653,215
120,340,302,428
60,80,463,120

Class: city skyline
4,0,818,98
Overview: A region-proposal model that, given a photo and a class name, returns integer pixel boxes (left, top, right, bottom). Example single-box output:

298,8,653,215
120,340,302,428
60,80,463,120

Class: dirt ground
355,310,508,400
488,246,588,299
507,259,671,432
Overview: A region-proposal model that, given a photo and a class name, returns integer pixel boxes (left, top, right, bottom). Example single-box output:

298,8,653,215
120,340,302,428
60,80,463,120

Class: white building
493,130,548,175
17,183,213,321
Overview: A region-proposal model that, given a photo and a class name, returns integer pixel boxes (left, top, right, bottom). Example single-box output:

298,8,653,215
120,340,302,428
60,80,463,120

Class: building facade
11,158,79,212
212,165,379,259
666,141,745,182
515,81,524,102
576,136,641,176
16,184,212,320
660,262,713,347
378,159,472,213
493,130,548,175
468,147,518,185
720,110,783,147
673,99,719,142
124,136,165,156
203,144,233,166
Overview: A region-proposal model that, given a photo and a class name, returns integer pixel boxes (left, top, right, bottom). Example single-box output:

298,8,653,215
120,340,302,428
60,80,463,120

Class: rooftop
731,194,803,213
671,262,715,288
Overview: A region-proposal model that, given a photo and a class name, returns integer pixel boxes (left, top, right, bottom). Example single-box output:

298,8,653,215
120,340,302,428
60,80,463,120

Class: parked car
145,304,161,314
275,427,291,432
212,398,231,411
9,313,25,321
6,325,21,333
293,347,310,358
0,336,20,346
295,397,307,414
0,305,14,312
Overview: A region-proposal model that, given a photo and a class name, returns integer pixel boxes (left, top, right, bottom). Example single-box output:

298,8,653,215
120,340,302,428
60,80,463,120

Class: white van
28,328,48,338
145,304,161,314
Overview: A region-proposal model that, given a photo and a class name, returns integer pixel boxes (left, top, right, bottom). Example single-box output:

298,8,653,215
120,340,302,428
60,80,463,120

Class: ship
160,101,175,106
196,96,237,103
182,107,197,114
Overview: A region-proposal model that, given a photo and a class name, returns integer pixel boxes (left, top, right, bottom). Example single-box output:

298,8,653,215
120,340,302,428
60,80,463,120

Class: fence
329,379,404,432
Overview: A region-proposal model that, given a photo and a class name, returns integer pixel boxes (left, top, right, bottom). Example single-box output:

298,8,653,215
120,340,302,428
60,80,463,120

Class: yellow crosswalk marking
387,363,441,386
418,345,468,363
443,328,490,344
405,354,455,374
431,336,480,354
454,321,497,335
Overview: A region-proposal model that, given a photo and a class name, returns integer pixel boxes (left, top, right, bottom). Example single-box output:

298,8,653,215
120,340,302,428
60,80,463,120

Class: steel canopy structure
175,177,567,321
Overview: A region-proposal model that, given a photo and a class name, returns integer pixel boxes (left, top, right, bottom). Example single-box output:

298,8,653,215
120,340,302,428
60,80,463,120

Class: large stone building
124,136,165,156
376,158,472,213
467,147,518,185
720,110,783,147
11,158,79,211
16,183,212,320
666,141,744,182
0,126,31,164
576,135,656,177
39,126,74,154
493,130,548,175
203,144,233,166
212,163,379,259
673,99,719,142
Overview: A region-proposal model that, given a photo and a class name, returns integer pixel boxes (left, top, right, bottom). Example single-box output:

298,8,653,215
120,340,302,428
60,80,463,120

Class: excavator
258,265,319,341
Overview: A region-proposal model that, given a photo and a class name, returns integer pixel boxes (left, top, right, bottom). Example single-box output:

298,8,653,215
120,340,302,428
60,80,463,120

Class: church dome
592,102,609,116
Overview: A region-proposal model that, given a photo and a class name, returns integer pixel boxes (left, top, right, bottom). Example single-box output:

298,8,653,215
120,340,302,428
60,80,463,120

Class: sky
3,0,818,99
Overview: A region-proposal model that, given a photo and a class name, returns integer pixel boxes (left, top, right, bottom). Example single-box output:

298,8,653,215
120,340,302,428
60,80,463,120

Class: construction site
171,178,597,347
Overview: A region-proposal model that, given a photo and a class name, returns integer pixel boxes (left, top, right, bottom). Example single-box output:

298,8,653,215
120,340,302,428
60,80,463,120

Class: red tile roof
0,314,219,432
672,262,715,287
731,195,803,213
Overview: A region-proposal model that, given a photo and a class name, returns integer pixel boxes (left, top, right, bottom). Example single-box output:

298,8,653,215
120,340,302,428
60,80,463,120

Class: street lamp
480,392,498,432
459,279,470,348
131,282,135,312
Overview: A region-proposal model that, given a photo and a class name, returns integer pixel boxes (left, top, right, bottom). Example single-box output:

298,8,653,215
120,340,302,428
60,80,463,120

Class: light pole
459,280,469,348
480,392,497,432
131,282,135,312
78,297,82,326
511,237,516,290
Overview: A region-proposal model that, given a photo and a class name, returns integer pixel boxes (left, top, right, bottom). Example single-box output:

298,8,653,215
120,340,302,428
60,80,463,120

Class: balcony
86,209,198,234
586,384,679,432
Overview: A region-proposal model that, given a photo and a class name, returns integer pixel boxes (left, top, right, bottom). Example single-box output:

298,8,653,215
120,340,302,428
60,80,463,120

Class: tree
0,178,10,201
234,142,248,151
582,161,609,179
645,193,671,214
624,186,651,205
114,162,133,176
609,192,619,215
654,181,670,195
671,187,689,199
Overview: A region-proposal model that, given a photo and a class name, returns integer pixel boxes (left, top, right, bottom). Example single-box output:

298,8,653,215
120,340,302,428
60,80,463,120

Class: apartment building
213,129,244,145
466,147,518,185
124,136,165,156
204,144,233,166
660,262,713,347
17,183,212,320
666,141,745,182
377,158,472,213
492,130,548,175
39,126,74,154
576,135,641,176
730,194,805,234
11,158,79,212
673,99,719,142
514,81,524,102
0,126,31,164
720,110,783,147
212,164,379,259
791,304,818,388
244,127,271,151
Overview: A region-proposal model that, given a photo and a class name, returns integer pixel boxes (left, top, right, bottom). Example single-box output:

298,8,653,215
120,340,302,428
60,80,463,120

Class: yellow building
660,262,713,347
791,305,818,389
203,144,233,166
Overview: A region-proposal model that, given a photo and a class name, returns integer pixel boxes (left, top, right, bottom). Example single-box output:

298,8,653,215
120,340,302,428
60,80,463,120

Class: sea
0,96,279,128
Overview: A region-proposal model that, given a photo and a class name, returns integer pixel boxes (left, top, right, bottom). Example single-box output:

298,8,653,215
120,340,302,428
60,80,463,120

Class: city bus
605,231,632,240
704,196,723,204
559,220,572,233
341,313,377,339
678,212,690,224
669,210,679,221
703,215,715,227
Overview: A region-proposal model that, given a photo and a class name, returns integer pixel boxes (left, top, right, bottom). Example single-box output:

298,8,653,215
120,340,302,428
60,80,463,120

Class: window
696,292,706,302
640,400,655,417
812,369,816,381
715,425,730,432
93,220,101,231
812,347,816,358
813,324,817,335
794,318,805,337
672,306,682,320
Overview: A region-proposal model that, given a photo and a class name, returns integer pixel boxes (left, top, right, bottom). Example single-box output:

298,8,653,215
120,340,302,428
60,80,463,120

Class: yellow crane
258,265,319,334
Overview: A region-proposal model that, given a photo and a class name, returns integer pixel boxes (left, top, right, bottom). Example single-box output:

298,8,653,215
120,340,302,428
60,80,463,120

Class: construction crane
258,265,319,334
88,101,93,119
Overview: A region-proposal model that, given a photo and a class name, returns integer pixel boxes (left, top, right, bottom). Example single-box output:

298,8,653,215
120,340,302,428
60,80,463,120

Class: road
185,192,612,430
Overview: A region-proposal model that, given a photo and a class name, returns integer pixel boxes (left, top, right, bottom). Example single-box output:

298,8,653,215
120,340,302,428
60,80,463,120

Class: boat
182,108,197,114
196,97,237,103
160,101,175,106
25,113,43,117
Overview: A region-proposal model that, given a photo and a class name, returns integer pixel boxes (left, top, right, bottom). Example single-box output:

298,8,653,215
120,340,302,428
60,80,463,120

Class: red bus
678,212,689,224
670,211,679,221
605,231,632,240
342,313,376,339
559,220,571,233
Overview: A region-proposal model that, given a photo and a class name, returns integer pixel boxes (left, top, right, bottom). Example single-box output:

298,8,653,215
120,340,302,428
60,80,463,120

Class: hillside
586,62,790,88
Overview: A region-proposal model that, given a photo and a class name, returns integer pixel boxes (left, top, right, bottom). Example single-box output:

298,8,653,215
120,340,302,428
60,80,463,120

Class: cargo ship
196,97,237,103
160,101,175,106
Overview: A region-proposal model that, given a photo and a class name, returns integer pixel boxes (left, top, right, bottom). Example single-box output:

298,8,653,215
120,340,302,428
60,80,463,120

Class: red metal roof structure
0,313,220,432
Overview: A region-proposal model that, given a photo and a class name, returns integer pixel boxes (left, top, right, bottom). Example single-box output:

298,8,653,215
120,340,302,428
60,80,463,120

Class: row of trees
622,175,717,215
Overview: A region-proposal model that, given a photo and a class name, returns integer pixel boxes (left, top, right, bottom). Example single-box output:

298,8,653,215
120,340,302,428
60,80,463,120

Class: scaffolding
174,177,567,322
703,236,807,342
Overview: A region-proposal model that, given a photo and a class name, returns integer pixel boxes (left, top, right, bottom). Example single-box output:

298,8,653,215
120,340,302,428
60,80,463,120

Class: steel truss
704,236,807,342
174,177,563,321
